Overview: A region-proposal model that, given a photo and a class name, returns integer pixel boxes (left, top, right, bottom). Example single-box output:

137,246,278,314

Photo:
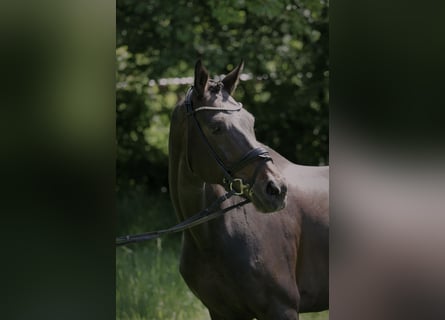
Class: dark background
1,0,444,319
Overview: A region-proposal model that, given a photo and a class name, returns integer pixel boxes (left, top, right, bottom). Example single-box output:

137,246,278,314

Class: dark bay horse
168,60,329,319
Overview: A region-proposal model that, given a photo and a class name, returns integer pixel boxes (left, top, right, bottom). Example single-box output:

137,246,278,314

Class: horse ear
194,59,209,98
222,60,244,95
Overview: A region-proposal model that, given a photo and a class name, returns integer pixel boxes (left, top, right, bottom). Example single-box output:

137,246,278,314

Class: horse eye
210,124,223,135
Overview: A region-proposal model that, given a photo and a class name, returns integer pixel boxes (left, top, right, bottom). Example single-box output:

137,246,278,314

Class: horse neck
169,139,215,249
174,160,207,219
168,104,208,220
169,104,230,249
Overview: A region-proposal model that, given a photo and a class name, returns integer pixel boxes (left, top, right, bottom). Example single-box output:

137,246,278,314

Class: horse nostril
266,181,280,197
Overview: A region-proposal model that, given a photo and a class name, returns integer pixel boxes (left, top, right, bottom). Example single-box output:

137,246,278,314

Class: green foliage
116,187,177,236
117,243,209,320
117,0,329,192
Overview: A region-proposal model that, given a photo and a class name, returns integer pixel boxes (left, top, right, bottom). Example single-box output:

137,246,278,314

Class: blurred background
116,0,329,319
2,0,443,319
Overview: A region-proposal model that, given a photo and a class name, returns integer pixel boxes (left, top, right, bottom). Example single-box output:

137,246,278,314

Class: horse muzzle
251,176,288,213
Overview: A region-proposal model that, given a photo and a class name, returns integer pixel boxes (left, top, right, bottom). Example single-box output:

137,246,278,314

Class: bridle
115,85,273,246
184,85,272,198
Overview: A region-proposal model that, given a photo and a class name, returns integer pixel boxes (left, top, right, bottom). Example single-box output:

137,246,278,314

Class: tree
116,0,329,192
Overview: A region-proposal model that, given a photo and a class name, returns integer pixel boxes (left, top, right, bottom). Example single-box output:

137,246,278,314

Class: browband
190,104,243,114
185,86,243,115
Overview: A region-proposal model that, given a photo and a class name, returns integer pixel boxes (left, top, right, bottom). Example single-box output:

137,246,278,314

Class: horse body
168,60,328,320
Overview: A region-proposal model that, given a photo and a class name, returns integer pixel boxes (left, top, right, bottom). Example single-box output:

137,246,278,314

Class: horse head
185,60,287,213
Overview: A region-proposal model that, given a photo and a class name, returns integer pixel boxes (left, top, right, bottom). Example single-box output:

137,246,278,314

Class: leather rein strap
116,190,249,246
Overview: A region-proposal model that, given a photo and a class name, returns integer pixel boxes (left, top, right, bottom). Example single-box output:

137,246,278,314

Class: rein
116,190,249,246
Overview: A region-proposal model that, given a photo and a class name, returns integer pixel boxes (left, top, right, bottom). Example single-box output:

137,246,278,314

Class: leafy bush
116,0,329,193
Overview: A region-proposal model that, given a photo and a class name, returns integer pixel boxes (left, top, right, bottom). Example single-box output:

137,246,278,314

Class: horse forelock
201,80,244,112
207,79,224,94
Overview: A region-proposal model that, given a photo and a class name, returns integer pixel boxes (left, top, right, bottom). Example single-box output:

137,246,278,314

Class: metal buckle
229,178,250,196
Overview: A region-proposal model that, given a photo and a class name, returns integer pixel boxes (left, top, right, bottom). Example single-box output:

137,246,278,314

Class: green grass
116,190,328,319
116,240,209,320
